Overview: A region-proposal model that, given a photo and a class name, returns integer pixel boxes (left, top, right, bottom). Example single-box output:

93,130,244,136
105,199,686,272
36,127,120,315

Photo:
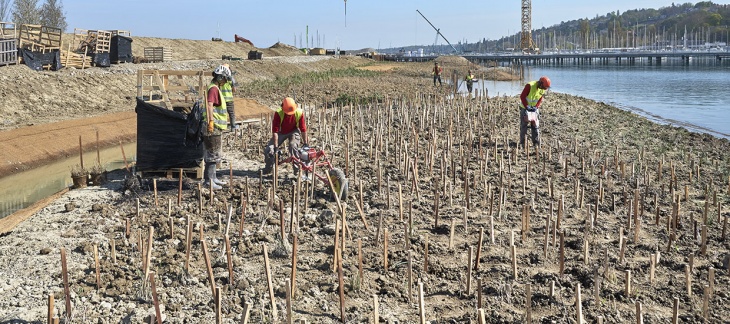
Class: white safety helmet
213,65,231,78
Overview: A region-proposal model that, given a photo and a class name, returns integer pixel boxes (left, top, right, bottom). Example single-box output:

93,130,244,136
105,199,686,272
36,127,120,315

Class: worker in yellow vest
263,97,308,177
464,70,477,97
203,66,230,190
220,64,238,129
519,76,551,148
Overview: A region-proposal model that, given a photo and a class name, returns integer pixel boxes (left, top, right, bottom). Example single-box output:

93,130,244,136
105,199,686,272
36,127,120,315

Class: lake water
470,58,730,139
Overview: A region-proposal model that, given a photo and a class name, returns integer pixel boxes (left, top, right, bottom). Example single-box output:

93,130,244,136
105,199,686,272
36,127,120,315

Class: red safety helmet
539,76,551,89
281,97,298,115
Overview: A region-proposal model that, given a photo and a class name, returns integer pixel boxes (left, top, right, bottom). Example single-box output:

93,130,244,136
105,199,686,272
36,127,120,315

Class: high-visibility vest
465,74,475,84
220,82,234,102
522,81,546,109
276,108,303,129
205,83,228,130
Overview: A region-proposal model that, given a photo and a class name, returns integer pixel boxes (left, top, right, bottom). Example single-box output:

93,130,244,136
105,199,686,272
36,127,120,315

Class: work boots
203,163,222,190
212,168,228,186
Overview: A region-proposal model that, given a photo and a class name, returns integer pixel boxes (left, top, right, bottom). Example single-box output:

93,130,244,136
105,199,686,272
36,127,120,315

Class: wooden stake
178,168,183,206
525,283,532,323
559,231,565,275
685,264,692,297
143,226,154,281
215,286,222,324
225,235,234,286
242,302,251,324
373,294,379,324
338,253,345,323
202,239,216,298
290,234,299,298
467,246,473,295
625,270,631,296
635,301,643,324
449,218,456,249
424,235,429,273
93,244,101,290
511,245,518,279
285,279,293,324
153,179,158,206
60,248,71,318
263,244,278,321
47,294,54,324
418,282,426,324
650,253,656,285
575,283,584,324
185,218,192,272
708,267,715,297
475,228,483,271
149,272,163,324
383,228,389,271
672,297,679,324
702,285,710,320
110,238,116,264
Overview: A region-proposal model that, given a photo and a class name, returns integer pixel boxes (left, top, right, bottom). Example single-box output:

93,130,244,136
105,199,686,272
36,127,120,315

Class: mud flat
0,78,728,323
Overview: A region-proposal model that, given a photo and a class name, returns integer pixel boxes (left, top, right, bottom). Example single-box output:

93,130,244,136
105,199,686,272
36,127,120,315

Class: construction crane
416,9,458,54
520,0,538,53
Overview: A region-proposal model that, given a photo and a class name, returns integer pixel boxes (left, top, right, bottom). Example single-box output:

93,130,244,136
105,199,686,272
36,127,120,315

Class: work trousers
519,109,540,147
264,130,302,172
203,134,222,164
226,101,236,129
433,75,442,86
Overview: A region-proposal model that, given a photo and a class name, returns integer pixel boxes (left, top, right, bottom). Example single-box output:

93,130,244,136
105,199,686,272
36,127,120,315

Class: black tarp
19,48,62,71
135,98,204,171
110,35,133,63
91,52,110,67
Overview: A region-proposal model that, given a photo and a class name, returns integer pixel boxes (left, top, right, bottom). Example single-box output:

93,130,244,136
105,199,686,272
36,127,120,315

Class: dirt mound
434,55,471,65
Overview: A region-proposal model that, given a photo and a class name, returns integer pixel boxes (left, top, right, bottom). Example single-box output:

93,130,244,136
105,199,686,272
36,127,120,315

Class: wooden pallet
0,39,17,66
18,24,61,52
144,47,172,62
139,166,203,180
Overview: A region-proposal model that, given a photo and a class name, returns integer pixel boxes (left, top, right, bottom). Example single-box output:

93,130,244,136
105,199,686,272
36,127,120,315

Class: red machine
275,146,348,201
234,34,254,46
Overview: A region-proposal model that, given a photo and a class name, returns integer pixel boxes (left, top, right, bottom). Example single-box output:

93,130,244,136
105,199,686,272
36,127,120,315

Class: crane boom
416,9,458,53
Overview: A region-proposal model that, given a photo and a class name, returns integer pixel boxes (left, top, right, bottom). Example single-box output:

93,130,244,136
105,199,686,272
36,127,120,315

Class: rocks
39,247,52,255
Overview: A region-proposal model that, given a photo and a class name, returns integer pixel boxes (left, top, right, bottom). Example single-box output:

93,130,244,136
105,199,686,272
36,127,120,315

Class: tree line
0,0,67,32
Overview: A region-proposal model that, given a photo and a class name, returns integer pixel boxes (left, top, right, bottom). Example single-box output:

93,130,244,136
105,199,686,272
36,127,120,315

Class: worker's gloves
207,120,214,133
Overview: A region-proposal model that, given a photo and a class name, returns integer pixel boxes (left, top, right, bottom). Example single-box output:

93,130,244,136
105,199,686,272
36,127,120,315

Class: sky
61,0,730,50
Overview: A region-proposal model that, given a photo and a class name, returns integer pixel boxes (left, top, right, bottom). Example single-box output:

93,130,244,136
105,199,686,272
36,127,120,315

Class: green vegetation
238,67,379,98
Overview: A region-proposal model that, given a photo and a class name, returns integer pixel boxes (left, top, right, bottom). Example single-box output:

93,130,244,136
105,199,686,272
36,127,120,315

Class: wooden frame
18,24,61,52
2,22,19,67
137,69,210,109
144,47,172,63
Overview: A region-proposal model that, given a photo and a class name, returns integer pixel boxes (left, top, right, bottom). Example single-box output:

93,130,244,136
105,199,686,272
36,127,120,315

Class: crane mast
520,0,537,52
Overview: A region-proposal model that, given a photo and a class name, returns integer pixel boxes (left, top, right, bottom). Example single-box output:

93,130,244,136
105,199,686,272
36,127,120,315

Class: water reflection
0,142,136,219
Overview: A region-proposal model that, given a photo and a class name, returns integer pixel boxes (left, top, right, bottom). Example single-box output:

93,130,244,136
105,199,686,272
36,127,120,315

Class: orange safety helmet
538,76,551,89
281,97,298,115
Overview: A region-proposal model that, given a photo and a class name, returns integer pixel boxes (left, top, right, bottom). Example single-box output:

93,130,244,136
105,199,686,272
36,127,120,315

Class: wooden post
635,301,643,324
650,253,656,285
708,267,715,297
263,244,278,321
625,270,631,296
373,294,379,324
449,218,456,249
242,302,251,324
383,228,389,271
685,264,692,297
185,218,192,272
702,285,710,320
575,283,584,324
418,282,426,324
215,286,222,324
338,254,345,323
153,179,158,207
511,245,518,279
93,244,101,290
202,239,216,298
475,228,483,271
225,235,234,286
559,231,565,275
143,226,154,281
672,297,679,324
285,279,293,324
466,247,473,295
149,272,163,324
525,283,532,323
60,248,71,318
47,294,54,324
178,168,183,206
78,135,84,170
424,234,429,273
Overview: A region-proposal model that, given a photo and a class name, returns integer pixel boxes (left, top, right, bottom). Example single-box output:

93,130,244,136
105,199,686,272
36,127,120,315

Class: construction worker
263,97,308,177
464,69,476,96
433,62,442,86
519,76,551,148
203,65,231,190
220,64,238,129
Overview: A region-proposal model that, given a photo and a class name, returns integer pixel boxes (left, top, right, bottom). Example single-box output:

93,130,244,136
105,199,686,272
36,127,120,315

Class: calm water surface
475,58,730,139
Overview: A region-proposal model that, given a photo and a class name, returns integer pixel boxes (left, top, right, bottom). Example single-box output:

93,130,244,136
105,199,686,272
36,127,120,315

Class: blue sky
62,0,728,50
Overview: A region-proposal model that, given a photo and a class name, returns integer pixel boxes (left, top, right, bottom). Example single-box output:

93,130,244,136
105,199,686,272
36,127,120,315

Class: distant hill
386,1,730,54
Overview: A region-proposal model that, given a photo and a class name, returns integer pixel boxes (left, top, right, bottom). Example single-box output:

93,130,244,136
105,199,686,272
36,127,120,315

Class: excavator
234,34,254,46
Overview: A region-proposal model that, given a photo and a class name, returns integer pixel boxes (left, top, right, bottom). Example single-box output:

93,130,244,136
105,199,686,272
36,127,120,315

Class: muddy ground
0,37,729,323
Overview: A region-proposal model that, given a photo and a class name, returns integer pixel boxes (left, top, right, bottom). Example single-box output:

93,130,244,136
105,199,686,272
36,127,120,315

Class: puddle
0,142,136,219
